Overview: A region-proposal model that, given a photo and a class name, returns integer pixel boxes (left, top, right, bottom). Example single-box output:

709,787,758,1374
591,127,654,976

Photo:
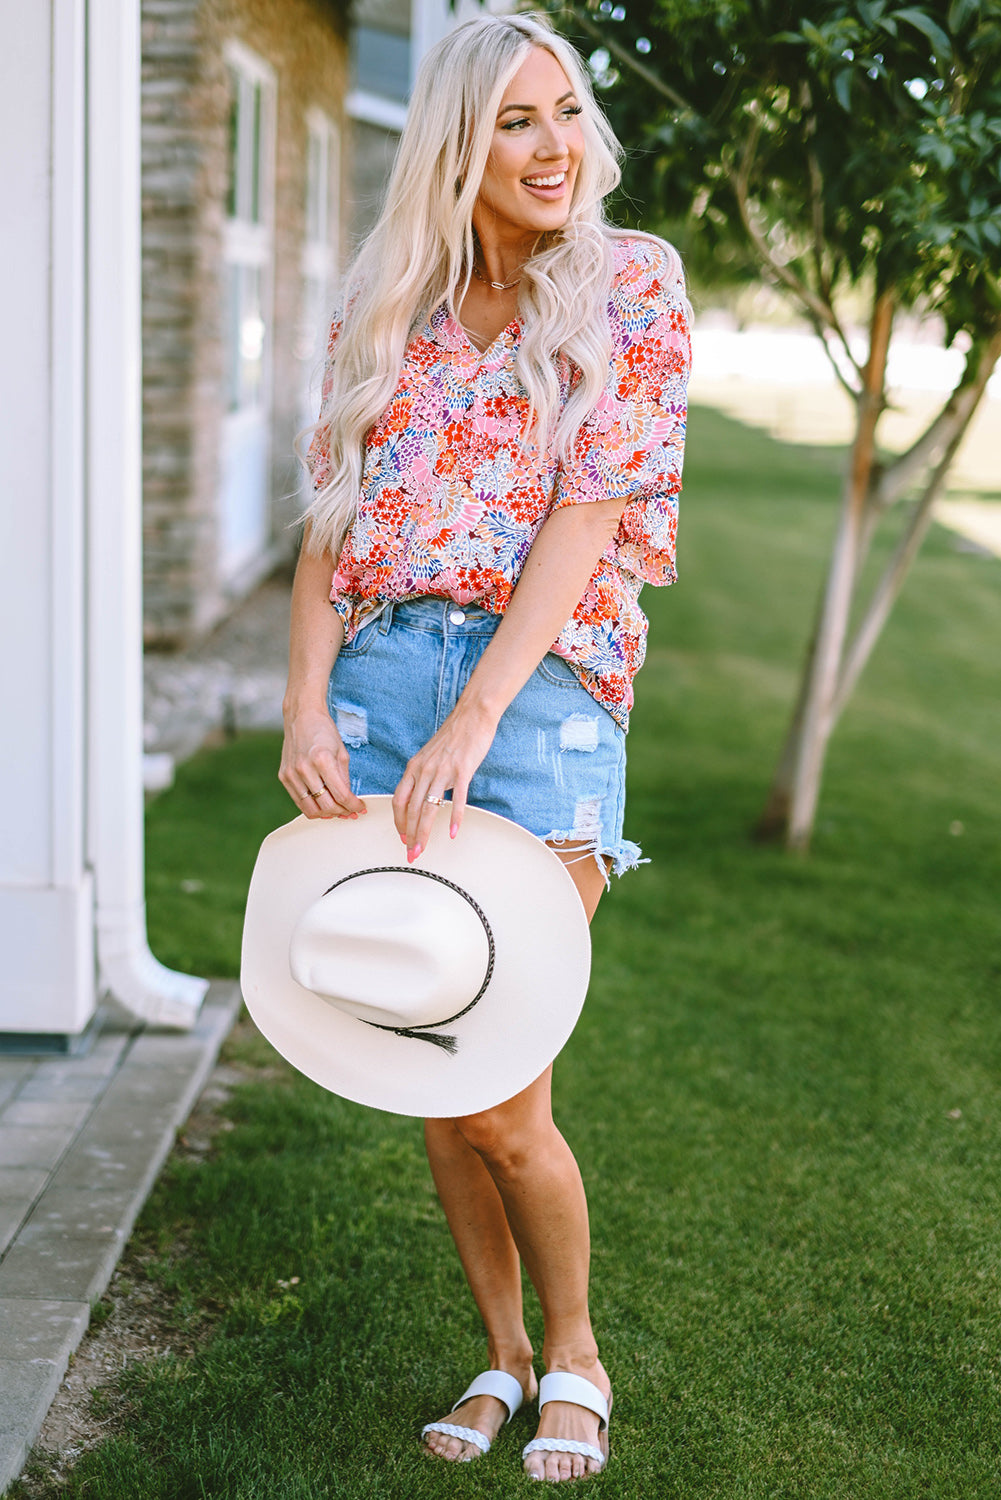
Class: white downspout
86,0,207,1028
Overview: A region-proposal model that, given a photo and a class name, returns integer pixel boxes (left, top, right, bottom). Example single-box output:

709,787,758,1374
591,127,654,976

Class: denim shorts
326,597,643,879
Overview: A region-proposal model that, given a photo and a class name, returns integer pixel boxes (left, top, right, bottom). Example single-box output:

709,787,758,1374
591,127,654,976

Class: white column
86,0,207,1028
0,0,206,1039
0,0,93,1038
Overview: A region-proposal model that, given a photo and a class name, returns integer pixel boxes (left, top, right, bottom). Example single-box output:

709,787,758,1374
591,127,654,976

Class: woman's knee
452,1103,545,1175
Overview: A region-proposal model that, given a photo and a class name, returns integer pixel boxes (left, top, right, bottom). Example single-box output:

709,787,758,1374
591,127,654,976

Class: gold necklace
471,261,522,292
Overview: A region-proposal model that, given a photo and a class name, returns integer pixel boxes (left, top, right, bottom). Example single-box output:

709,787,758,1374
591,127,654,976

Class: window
298,111,340,474
225,263,265,410
226,64,265,222
219,42,276,582
298,109,339,368
223,44,275,417
305,113,333,248
351,25,411,104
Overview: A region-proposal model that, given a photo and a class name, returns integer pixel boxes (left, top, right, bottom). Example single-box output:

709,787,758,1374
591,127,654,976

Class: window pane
306,127,327,244
250,81,262,223
225,66,240,219
241,266,265,407
352,27,411,103
225,264,266,411
225,262,242,410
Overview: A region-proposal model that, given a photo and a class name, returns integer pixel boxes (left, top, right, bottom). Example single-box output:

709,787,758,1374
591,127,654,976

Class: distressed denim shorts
326,597,644,880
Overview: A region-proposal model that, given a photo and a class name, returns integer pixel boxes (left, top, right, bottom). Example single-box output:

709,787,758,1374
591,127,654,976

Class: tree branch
806,145,830,299
832,321,1001,718
802,305,865,403
781,290,894,852
799,83,833,306
875,326,1001,509
559,5,694,112
732,117,864,388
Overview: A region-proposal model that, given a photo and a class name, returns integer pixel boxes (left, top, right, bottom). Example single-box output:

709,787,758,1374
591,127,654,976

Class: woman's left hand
392,701,498,858
390,499,632,858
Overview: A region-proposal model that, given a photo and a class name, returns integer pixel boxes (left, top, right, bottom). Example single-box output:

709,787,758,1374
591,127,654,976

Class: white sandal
522,1371,611,1477
421,1369,526,1459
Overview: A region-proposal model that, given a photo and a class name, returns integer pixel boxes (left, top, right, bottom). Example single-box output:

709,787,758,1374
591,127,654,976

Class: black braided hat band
320,866,496,1055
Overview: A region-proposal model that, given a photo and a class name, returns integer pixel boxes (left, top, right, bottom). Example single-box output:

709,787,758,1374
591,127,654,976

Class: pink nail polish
450,824,458,840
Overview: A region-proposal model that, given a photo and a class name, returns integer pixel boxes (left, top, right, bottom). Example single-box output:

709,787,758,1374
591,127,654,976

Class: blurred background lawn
31,405,1000,1499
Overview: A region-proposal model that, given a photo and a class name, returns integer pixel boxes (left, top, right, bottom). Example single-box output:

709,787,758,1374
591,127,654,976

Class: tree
543,0,1001,849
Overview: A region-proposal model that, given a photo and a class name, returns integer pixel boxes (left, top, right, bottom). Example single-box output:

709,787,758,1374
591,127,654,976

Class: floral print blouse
309,235,690,729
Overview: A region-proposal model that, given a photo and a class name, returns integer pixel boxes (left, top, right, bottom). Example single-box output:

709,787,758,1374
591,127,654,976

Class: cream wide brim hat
240,797,592,1117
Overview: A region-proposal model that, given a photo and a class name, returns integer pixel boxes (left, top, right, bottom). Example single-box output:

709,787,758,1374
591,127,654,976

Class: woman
280,13,690,1482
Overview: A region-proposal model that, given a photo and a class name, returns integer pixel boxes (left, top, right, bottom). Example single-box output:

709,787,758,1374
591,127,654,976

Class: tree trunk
759,291,895,850
754,612,819,841
832,325,1001,717
759,311,1001,851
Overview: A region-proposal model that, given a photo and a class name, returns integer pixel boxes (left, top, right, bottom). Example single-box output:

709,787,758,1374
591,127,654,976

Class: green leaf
800,21,829,49
917,136,955,169
947,0,980,33
834,69,854,113
892,8,953,59
858,0,887,27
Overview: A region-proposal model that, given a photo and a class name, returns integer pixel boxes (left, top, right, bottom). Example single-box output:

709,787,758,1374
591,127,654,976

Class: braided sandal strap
421,1421,491,1455
522,1437,606,1467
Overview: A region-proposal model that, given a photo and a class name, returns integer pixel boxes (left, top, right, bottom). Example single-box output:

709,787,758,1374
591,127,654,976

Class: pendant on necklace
471,262,521,292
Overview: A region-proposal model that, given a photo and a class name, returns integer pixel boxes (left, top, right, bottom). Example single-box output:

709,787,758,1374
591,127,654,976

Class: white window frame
344,87,408,134
222,40,276,418
299,108,341,444
303,107,339,293
219,40,277,584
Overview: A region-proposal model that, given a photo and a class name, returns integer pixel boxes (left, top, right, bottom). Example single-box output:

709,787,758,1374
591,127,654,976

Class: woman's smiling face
474,46,585,243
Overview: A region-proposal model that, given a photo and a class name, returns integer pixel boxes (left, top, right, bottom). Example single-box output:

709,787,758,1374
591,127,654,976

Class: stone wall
141,0,348,646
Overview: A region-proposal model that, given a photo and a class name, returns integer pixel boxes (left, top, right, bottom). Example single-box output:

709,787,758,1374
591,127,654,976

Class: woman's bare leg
421,1115,537,1461
422,847,611,1479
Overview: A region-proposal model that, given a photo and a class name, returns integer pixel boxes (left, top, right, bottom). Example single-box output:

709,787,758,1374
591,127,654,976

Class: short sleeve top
309,235,691,730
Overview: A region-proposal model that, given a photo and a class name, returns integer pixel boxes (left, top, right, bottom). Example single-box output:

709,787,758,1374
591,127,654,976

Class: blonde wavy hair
303,12,679,556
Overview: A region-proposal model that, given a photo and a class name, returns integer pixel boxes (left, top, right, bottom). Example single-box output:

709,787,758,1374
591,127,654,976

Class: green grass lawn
20,406,1001,1499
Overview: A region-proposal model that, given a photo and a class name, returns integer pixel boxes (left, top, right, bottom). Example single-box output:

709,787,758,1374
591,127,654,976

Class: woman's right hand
279,708,367,821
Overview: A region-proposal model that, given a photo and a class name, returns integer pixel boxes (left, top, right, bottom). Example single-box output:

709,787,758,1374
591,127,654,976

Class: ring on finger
425,794,446,806
307,785,326,799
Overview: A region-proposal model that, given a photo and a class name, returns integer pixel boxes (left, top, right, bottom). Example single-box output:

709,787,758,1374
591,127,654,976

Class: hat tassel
385,1026,459,1054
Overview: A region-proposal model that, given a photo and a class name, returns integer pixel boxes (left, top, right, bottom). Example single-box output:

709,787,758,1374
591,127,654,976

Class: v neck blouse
309,235,691,730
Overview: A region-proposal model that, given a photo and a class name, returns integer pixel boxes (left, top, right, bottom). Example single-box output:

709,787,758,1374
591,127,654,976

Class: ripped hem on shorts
542,834,648,889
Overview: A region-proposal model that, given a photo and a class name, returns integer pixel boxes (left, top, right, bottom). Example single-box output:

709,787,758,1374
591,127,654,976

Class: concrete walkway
0,983,241,1494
